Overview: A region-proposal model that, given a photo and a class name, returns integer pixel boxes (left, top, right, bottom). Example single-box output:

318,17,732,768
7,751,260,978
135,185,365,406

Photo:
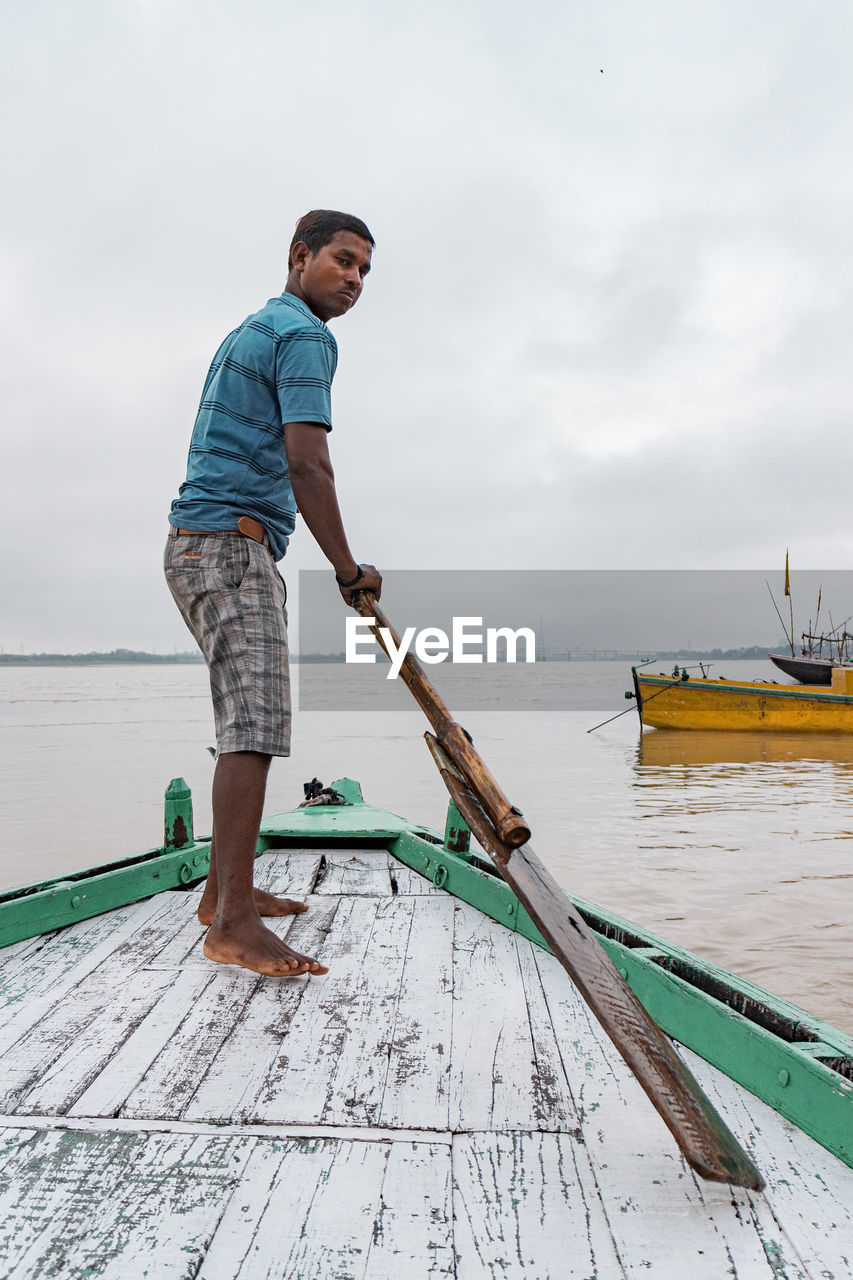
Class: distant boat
765,556,853,685
768,651,834,685
630,664,853,732
769,631,853,686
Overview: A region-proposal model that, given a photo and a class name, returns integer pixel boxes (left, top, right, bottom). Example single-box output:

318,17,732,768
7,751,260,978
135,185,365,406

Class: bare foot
198,889,308,927
203,916,328,978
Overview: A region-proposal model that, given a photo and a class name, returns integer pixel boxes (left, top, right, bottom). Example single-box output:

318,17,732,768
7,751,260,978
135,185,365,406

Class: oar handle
355,592,531,847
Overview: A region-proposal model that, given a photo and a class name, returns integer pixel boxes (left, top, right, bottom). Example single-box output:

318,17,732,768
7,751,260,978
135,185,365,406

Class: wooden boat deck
1,845,851,1278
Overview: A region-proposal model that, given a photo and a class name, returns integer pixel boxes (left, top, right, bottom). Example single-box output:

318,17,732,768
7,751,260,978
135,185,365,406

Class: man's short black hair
288,210,375,271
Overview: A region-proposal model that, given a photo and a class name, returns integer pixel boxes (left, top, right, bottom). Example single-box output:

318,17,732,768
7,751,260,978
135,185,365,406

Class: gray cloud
2,0,853,650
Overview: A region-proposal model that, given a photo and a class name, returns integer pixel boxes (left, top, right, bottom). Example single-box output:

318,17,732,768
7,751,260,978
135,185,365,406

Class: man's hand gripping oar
353,591,763,1190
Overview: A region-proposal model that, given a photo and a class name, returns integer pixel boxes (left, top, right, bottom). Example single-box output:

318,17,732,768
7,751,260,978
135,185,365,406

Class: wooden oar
355,592,763,1190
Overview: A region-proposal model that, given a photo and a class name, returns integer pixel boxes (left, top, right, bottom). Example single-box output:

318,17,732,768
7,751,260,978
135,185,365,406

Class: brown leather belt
175,516,266,544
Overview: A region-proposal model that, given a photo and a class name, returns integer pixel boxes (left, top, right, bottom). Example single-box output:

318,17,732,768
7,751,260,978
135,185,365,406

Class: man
164,209,381,978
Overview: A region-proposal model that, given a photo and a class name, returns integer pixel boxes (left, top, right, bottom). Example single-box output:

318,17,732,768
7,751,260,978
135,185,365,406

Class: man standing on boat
164,210,381,978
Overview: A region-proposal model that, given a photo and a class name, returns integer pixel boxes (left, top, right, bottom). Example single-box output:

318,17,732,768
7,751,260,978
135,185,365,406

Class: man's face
290,231,373,322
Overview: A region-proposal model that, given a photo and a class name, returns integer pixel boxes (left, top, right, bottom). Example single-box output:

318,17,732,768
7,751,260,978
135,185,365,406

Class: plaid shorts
163,529,291,756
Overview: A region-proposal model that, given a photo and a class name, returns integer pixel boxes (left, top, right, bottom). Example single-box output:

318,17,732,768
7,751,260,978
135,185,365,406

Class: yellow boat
631,665,853,732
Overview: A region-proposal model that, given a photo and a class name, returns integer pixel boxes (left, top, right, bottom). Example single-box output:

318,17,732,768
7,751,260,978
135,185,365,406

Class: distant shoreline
0,651,205,667
0,645,777,667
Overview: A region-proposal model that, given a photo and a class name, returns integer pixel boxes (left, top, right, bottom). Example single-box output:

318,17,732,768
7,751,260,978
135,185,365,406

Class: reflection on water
626,725,853,1035
1,663,851,1035
638,728,853,768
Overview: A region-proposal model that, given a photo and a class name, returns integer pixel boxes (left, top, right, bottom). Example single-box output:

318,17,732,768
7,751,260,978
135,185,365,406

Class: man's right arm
284,421,381,605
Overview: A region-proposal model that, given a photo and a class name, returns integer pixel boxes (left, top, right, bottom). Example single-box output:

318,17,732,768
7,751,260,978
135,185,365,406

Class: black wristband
335,565,364,589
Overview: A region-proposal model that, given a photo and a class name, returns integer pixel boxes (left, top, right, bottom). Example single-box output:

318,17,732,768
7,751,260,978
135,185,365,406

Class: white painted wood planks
315,848,399,895
377,894,454,1129
15,966,177,1115
453,1130,626,1279
449,902,580,1132
68,968,218,1118
251,848,324,896
0,1126,253,1280
249,894,419,1126
683,1045,853,1278
184,897,341,1123
311,847,443,896
0,895,172,1060
196,1135,453,1280
0,1118,826,1280
532,946,816,1279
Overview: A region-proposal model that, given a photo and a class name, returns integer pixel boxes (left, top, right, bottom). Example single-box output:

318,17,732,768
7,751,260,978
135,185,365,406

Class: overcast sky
2,0,852,652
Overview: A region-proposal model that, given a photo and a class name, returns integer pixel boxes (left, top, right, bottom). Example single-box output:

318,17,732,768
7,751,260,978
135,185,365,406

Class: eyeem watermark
346,616,537,679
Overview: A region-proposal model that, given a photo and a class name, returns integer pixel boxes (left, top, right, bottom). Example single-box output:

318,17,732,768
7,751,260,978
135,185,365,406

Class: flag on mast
784,550,791,597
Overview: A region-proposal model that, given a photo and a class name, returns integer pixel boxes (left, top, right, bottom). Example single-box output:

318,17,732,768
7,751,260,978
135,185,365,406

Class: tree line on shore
0,644,777,666
0,649,205,665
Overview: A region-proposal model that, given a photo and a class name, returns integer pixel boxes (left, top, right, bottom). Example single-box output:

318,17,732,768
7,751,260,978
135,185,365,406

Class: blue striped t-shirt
169,292,337,560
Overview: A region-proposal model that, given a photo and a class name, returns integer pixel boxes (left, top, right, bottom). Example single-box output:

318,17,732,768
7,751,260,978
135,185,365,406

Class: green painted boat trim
1,775,851,1170
0,838,214,947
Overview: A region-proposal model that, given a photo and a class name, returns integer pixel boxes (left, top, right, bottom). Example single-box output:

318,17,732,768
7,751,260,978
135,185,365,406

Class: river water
1,660,851,1034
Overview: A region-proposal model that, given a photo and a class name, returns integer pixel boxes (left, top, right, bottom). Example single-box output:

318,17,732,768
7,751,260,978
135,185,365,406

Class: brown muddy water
1,660,851,1034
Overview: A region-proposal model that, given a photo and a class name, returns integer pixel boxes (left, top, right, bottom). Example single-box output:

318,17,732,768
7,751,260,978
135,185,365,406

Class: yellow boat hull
634,669,853,733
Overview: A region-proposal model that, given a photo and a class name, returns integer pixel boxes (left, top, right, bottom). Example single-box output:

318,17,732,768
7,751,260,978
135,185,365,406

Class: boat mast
784,550,795,657
765,579,793,655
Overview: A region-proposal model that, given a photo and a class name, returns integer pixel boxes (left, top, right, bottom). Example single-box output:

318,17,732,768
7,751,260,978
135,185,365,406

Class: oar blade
425,733,764,1190
504,842,764,1188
